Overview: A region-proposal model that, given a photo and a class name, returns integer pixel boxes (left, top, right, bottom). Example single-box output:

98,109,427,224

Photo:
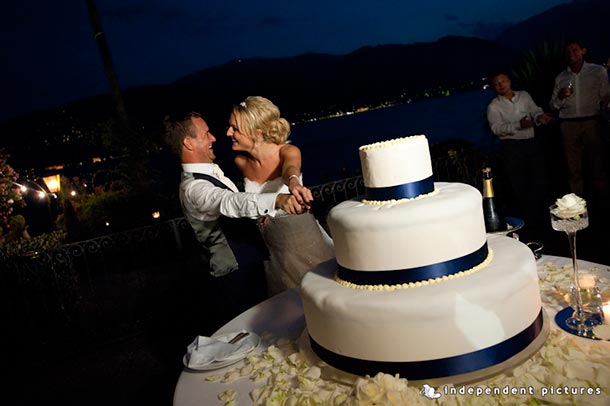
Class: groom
165,112,304,325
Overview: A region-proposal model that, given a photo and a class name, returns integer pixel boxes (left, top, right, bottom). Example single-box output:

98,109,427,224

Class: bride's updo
233,96,291,145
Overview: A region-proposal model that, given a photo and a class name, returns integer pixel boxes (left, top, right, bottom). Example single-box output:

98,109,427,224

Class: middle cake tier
328,182,488,282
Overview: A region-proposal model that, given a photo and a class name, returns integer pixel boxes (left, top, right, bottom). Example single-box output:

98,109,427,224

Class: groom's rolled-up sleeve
184,180,278,220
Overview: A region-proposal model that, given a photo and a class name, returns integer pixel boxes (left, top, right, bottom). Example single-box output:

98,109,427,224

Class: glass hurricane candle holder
568,274,603,326
549,204,598,337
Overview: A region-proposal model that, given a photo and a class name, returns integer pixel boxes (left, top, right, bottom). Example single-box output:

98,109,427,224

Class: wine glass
566,81,574,97
549,204,596,336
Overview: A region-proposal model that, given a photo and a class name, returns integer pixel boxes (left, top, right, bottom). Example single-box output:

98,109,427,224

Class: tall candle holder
549,201,599,337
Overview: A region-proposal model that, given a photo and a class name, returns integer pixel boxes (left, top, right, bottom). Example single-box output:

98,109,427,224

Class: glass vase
549,205,596,337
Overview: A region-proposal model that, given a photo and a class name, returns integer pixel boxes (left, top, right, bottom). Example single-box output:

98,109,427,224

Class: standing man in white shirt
165,112,304,325
550,39,610,209
487,71,552,240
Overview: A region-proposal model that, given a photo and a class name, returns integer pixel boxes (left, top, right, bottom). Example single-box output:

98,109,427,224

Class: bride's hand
289,183,313,208
276,194,305,214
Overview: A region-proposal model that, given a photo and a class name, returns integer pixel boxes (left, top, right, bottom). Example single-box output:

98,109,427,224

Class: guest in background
227,96,334,295
487,71,553,240
550,39,610,212
164,111,304,328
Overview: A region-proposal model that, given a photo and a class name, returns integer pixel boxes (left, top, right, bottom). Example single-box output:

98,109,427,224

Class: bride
226,96,334,295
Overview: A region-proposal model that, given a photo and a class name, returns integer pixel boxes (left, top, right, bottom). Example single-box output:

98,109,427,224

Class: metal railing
0,176,370,360
1,218,202,359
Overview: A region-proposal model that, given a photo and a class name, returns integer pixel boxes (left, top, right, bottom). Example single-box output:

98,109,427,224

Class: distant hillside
170,36,515,121
496,0,610,62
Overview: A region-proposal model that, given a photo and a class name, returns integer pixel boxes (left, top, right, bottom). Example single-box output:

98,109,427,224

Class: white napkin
185,330,255,368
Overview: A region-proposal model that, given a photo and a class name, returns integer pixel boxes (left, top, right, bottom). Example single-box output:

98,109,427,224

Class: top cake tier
359,135,433,200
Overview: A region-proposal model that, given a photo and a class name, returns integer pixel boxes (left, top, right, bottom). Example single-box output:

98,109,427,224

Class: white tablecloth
173,255,610,406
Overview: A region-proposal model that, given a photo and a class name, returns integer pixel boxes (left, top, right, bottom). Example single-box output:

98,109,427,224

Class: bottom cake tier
300,235,545,380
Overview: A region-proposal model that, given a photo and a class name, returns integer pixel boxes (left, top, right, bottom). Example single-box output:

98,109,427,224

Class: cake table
173,255,610,406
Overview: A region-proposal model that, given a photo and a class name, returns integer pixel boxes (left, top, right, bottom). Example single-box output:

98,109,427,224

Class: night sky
1,0,570,122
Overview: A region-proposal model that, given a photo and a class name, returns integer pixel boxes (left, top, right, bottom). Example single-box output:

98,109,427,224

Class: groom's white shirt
180,163,278,222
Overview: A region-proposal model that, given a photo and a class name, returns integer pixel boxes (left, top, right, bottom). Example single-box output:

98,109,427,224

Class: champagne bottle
482,167,503,232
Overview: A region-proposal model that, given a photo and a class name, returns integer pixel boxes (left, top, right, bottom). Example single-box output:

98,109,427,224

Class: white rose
372,373,400,391
552,193,586,219
382,389,405,406
355,380,383,404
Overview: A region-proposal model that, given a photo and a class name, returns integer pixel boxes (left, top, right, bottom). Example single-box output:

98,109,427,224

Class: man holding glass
550,39,610,210
487,71,552,240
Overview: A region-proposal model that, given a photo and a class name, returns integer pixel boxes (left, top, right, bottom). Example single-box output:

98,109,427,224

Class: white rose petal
332,392,348,405
252,369,272,382
288,352,304,367
240,363,254,376
222,370,241,383
303,366,321,380
218,389,237,402
267,345,285,360
284,397,299,406
297,376,317,392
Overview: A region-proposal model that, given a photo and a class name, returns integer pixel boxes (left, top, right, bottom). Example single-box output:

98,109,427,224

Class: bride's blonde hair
233,96,291,145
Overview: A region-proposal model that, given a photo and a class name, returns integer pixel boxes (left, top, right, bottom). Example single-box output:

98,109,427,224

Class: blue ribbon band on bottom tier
309,309,544,380
365,175,434,201
337,243,489,285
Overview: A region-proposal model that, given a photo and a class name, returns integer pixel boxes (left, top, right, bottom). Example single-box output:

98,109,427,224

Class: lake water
290,88,499,184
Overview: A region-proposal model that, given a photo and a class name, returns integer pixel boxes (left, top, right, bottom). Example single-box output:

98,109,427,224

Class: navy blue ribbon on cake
310,309,544,380
365,175,434,201
337,243,488,285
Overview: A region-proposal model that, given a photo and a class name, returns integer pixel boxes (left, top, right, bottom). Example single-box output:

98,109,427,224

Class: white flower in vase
552,193,587,219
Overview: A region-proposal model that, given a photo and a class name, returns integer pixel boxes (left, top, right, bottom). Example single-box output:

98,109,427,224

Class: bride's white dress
245,177,334,295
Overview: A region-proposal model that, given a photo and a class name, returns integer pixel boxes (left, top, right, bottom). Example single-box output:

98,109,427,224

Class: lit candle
578,274,596,289
603,303,610,325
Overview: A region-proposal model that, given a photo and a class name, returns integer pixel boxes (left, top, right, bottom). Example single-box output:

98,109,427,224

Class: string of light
1,178,60,200
14,181,56,200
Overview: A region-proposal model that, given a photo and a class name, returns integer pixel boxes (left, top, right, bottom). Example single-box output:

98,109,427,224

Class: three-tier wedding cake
300,135,545,381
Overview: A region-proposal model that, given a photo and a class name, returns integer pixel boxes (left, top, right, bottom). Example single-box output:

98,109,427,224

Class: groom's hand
275,194,305,214
289,183,314,207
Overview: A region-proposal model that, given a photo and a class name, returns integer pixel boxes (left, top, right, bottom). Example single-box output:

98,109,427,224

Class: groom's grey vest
185,173,269,277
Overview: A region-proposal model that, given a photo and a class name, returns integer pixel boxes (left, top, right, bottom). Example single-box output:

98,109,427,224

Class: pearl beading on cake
334,249,494,290
362,188,439,205
358,134,427,152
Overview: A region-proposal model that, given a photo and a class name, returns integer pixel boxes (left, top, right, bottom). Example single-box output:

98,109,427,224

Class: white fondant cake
329,182,486,273
300,135,544,380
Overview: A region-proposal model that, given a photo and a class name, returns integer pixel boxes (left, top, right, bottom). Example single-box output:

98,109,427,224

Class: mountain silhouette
2,0,608,171
164,35,515,121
